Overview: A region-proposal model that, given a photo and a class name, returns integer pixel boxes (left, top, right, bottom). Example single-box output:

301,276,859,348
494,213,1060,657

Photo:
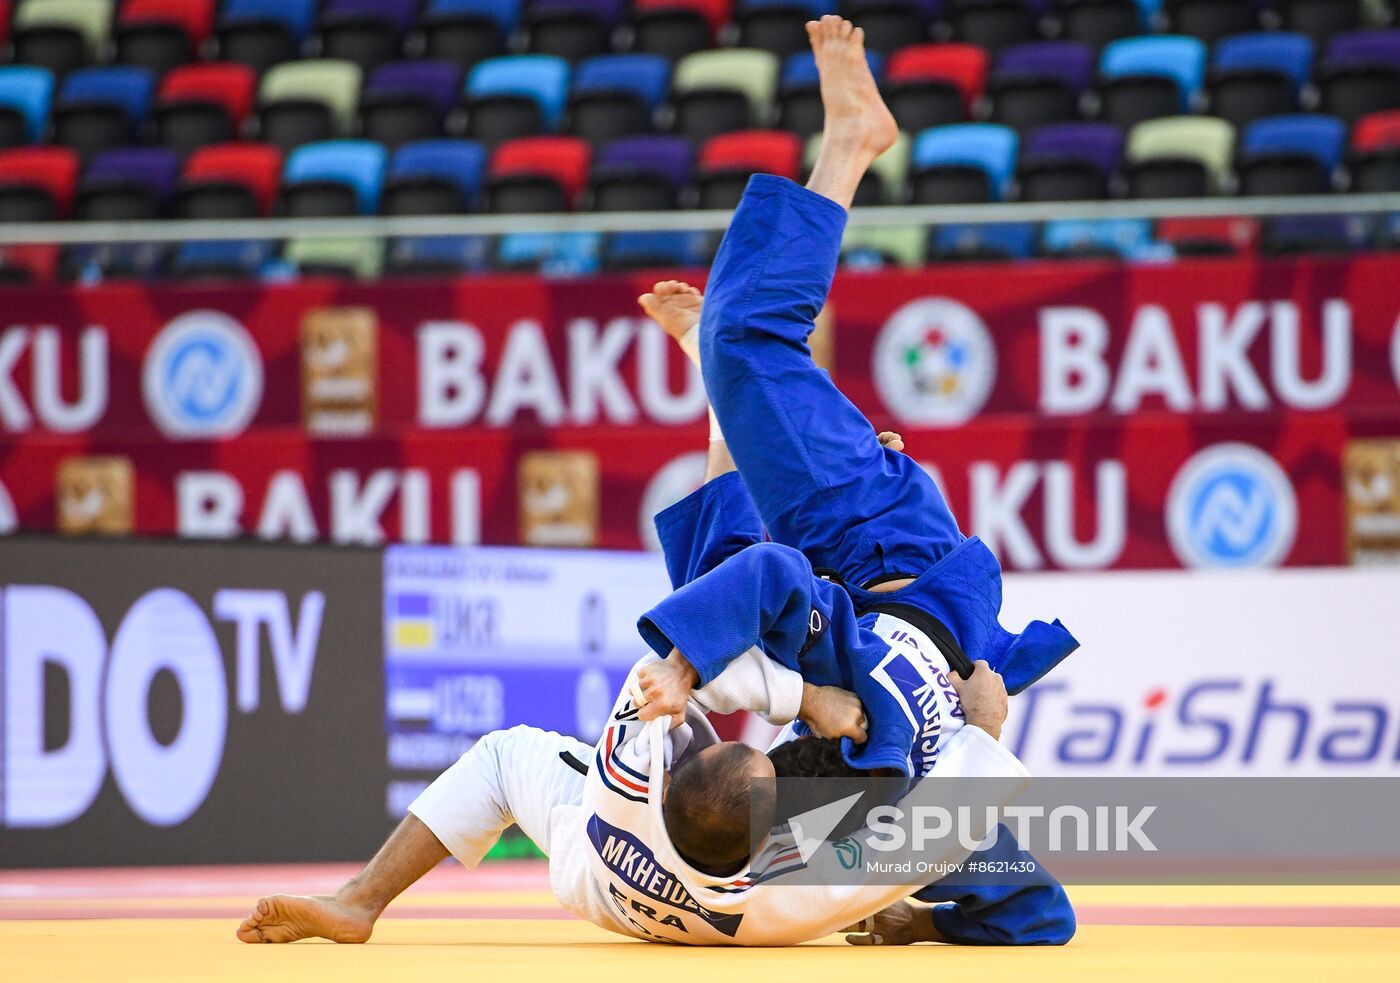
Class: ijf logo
1166,443,1298,569
638,451,708,551
143,311,264,438
872,298,995,426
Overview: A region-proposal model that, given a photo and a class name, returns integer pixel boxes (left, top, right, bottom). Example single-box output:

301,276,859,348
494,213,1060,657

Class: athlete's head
766,736,865,780
663,741,775,876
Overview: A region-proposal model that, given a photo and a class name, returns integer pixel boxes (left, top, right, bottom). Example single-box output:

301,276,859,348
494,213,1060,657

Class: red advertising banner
1,254,1398,569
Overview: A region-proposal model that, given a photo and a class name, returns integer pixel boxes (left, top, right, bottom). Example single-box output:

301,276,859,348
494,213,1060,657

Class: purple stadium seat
588,135,694,210
325,0,420,34
1324,29,1400,69
989,41,1095,132
995,41,1096,94
77,147,181,219
366,62,463,114
1017,122,1123,200
595,135,695,187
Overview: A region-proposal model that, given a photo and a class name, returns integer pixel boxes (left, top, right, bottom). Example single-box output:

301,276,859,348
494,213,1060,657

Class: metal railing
0,192,1396,245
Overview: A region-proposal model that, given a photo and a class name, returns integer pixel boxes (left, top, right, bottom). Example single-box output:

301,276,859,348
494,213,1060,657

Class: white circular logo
1390,310,1400,393
0,480,15,534
638,451,708,551
143,311,264,437
872,297,996,426
1166,443,1298,569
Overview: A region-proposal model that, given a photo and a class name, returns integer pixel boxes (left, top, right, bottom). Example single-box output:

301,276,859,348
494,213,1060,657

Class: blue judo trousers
647,175,1077,945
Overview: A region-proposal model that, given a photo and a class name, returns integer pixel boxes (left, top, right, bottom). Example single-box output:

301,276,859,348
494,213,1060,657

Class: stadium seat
11,0,110,78
1040,217,1161,259
168,239,274,279
284,236,385,278
526,0,622,62
0,66,54,147
988,42,1093,133
950,0,1037,55
383,139,488,214
1279,0,1361,44
1056,0,1142,49
626,1,717,62
154,64,257,156
1016,121,1122,200
1350,109,1400,192
1156,215,1259,256
841,225,924,268
282,140,387,217
1208,32,1313,131
587,134,694,210
384,234,492,275
927,221,1036,261
0,145,80,219
734,0,830,60
1317,30,1400,127
802,130,908,204
0,242,62,283
455,55,571,145
52,67,154,160
115,0,214,78
910,123,1017,203
885,43,987,133
315,0,418,72
1097,35,1206,129
1125,116,1234,198
75,147,179,220
843,0,929,55
177,142,284,218
361,62,462,148
671,49,779,144
217,0,317,75
486,135,591,211
777,49,883,138
694,129,801,209
568,54,670,144
495,231,600,274
1262,214,1371,255
601,230,708,270
257,60,363,152
417,0,515,67
1162,0,1256,45
1237,113,1346,195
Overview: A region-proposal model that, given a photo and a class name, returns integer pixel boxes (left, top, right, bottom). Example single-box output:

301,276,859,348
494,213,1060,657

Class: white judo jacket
544,651,1031,946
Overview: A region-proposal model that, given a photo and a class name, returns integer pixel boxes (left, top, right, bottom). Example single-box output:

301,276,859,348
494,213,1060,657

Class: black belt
559,750,590,775
863,601,975,679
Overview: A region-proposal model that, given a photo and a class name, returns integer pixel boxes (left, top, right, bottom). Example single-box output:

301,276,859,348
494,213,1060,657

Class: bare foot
806,15,898,160
638,280,703,343
236,894,376,944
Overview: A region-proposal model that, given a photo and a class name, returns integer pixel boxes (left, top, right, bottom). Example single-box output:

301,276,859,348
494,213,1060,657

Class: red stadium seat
1353,109,1400,151
633,0,732,35
698,129,801,180
488,135,592,210
179,142,283,216
159,63,257,126
0,2,12,50
0,146,80,218
1156,216,1261,256
120,0,216,48
695,129,801,209
887,43,990,108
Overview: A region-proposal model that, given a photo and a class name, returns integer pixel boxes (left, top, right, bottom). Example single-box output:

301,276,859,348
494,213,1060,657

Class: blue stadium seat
1214,32,1315,92
385,234,493,275
496,231,601,274
384,139,488,213
572,54,671,111
780,49,883,89
283,139,388,215
911,123,1019,202
1041,218,1167,260
1237,113,1346,194
57,66,155,126
466,55,571,130
429,0,523,34
222,0,318,39
0,66,54,145
1101,35,1207,107
737,0,837,14
929,221,1036,261
169,239,276,279
600,230,708,270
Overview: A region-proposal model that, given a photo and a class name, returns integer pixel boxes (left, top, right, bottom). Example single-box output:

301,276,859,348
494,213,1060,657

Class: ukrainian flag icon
391,592,434,650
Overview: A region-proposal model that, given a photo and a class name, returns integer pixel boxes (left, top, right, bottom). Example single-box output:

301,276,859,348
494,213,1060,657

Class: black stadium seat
735,7,812,59
951,0,1037,55
1164,0,1257,46
627,9,712,62
1056,0,1139,49
418,12,504,67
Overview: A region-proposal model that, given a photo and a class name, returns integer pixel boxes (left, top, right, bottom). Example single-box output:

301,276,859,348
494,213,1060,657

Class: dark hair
767,738,900,840
766,737,867,780
663,743,775,876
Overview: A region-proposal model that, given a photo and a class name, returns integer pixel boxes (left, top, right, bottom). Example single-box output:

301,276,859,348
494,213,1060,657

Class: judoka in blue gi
627,17,1079,945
